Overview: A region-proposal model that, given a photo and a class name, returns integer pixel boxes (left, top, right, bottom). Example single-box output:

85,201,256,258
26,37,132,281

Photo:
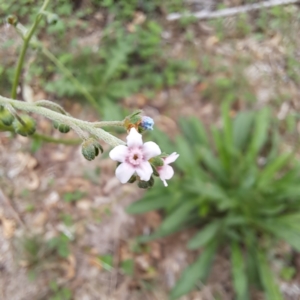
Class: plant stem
93,121,124,127
0,123,81,145
11,0,51,99
0,95,125,147
33,132,81,145
41,47,102,116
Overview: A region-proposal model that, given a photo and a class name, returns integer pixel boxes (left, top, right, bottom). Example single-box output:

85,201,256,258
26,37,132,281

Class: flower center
127,148,144,166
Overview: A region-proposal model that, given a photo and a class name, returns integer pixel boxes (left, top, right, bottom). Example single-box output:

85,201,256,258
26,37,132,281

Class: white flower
109,128,161,183
157,152,179,187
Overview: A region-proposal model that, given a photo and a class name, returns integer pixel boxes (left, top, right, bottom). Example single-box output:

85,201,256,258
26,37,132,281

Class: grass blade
231,242,249,300
170,241,218,299
257,251,283,300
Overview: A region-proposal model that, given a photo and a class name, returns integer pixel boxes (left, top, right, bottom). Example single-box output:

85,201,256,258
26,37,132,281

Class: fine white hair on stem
0,94,126,147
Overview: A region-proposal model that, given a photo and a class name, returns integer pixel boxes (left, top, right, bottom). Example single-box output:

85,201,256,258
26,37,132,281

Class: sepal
13,115,36,136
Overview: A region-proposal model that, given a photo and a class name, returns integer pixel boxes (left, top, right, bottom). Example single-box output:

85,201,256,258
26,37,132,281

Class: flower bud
81,138,103,161
148,176,154,187
53,121,70,133
140,116,154,131
46,13,59,25
150,156,164,167
13,115,36,136
128,175,137,183
7,15,18,26
138,180,150,189
151,166,159,177
0,107,14,126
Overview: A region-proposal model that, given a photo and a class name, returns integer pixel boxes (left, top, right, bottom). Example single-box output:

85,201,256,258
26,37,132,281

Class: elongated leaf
247,108,270,160
160,202,195,233
189,117,209,146
185,179,230,203
178,118,197,145
198,147,226,181
221,102,233,153
211,126,230,172
188,221,221,249
175,136,197,173
257,251,283,300
258,153,292,188
233,111,254,150
170,241,218,299
126,191,169,214
231,242,249,300
260,221,300,251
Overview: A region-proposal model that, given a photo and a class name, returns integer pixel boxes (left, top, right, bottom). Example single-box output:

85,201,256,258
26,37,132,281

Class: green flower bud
151,165,159,177
53,121,70,133
46,13,59,25
150,156,164,167
13,115,36,136
7,15,18,26
81,138,103,161
0,107,14,126
138,180,150,189
148,176,154,187
128,175,137,183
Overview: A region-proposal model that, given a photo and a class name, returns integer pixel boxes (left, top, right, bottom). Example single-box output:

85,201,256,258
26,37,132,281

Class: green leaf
189,117,209,146
211,126,230,172
126,191,169,214
261,221,300,251
160,202,194,233
188,221,221,249
175,135,197,172
179,117,209,146
258,152,293,187
247,108,270,160
121,259,134,276
98,254,114,271
170,241,218,299
198,147,225,180
233,111,254,150
221,101,233,153
257,251,283,300
231,242,249,300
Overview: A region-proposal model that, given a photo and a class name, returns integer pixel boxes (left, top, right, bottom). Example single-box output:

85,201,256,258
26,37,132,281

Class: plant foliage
127,104,300,299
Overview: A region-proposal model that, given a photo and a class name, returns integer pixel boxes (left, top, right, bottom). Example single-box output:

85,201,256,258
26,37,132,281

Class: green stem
0,95,125,147
33,132,81,145
0,123,81,145
41,47,102,116
11,0,51,99
93,121,124,127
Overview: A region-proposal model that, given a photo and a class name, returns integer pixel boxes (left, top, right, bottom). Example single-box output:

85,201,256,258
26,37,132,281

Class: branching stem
0,95,125,147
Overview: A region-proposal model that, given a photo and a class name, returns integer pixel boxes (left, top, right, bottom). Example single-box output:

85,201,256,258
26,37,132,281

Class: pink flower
157,152,179,187
109,128,161,183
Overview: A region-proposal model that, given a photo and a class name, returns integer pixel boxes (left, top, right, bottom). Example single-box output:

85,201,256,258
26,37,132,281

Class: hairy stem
0,123,81,145
11,0,51,99
93,121,124,127
0,95,125,147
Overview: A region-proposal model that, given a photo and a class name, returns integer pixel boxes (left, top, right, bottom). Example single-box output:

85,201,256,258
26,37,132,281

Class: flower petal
143,141,161,160
158,165,174,181
115,162,135,183
165,152,179,165
127,128,143,148
109,145,128,162
135,161,153,181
